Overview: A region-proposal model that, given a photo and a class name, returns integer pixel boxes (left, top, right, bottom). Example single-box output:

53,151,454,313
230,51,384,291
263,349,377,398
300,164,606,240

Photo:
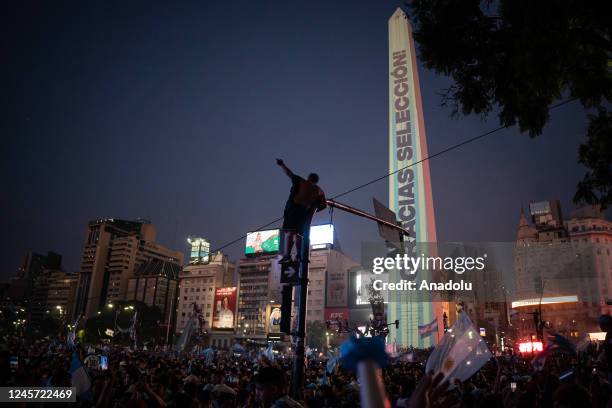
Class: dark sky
1,0,590,277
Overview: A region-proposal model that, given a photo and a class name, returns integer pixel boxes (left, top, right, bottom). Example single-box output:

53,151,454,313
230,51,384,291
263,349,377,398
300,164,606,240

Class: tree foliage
84,300,162,344
407,0,612,206
306,320,327,350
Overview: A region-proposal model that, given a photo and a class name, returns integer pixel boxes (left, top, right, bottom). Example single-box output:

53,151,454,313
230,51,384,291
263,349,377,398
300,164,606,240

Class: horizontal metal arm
326,199,411,237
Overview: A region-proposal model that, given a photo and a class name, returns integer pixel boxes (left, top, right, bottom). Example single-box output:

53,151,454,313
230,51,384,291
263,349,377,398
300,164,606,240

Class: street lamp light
107,303,114,309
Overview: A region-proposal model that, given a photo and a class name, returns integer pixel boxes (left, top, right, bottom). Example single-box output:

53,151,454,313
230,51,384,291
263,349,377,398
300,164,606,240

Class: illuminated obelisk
388,8,443,347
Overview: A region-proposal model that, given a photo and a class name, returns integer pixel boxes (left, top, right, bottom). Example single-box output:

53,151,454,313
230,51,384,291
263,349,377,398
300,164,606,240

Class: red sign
518,341,543,353
325,308,349,322
212,287,237,330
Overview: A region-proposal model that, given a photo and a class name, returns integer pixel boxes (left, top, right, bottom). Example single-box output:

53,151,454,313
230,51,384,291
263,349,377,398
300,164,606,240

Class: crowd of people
1,332,612,408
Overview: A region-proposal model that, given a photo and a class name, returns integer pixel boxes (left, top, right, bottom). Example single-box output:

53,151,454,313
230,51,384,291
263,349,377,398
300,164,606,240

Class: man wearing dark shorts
276,158,326,263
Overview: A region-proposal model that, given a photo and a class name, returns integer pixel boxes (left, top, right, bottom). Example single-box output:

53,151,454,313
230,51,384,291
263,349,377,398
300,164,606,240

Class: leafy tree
407,0,612,207
83,300,162,344
575,109,612,206
306,320,327,350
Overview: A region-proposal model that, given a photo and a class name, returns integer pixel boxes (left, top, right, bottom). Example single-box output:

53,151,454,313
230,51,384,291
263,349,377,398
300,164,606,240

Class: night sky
2,0,590,277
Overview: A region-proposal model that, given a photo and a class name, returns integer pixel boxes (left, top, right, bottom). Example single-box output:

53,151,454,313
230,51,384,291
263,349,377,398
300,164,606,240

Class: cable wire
210,98,577,253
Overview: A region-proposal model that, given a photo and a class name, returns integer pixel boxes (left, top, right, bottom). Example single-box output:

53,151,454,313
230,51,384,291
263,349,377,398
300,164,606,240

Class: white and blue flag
69,352,92,400
418,318,438,338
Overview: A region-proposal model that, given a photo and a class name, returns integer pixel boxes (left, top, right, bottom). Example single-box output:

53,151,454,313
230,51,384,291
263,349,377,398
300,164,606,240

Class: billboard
310,224,334,246
350,268,389,306
324,308,349,322
326,263,348,308
212,287,237,330
245,229,280,255
266,304,282,334
188,237,210,264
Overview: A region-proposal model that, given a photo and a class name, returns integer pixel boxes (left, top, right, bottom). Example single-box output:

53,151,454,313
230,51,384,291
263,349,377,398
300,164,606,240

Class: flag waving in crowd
418,318,438,338
425,311,492,384
69,352,92,401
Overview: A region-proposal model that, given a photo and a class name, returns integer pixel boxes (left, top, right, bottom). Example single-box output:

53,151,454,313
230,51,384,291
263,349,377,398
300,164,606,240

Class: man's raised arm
276,158,294,178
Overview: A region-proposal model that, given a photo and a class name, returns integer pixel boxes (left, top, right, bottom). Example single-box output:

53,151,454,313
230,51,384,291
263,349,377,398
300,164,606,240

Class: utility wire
211,98,577,253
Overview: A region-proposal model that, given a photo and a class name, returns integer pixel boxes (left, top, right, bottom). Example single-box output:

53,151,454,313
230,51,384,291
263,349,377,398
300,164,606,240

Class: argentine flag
418,318,438,338
262,345,275,361
69,352,92,400
425,312,492,385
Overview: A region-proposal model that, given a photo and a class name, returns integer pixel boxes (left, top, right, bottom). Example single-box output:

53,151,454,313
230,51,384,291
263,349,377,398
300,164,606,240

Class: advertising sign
189,237,210,265
266,304,282,334
326,265,348,308
350,268,389,306
245,229,280,255
212,287,237,330
324,308,349,322
310,224,334,246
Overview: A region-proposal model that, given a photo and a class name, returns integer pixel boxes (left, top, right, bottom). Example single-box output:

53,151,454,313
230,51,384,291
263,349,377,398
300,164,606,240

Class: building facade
31,270,78,325
308,246,358,325
236,254,282,342
512,202,612,340
14,251,63,303
175,252,235,339
126,259,181,327
73,219,183,319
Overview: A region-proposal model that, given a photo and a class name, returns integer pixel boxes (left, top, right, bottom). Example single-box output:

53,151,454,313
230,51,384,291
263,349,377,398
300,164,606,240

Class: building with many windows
512,203,612,339
308,246,358,325
31,269,78,325
236,254,282,341
73,219,183,319
127,259,181,327
13,251,63,303
175,252,235,344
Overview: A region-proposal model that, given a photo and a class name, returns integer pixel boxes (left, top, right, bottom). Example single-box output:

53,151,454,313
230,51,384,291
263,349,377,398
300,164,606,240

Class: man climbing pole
276,158,327,263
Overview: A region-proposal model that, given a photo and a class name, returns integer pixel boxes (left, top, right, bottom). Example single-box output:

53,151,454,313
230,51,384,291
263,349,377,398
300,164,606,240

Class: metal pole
537,280,546,341
166,289,176,345
326,199,410,237
291,208,314,400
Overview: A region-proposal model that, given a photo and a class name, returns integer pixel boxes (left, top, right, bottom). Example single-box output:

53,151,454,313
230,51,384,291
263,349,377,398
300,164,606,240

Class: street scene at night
2,1,612,407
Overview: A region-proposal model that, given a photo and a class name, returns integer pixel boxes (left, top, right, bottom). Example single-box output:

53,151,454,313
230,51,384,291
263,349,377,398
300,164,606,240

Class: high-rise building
73,219,183,319
387,8,445,347
14,251,63,302
175,252,235,337
512,203,612,339
126,259,181,327
30,269,78,324
237,254,282,341
236,224,356,343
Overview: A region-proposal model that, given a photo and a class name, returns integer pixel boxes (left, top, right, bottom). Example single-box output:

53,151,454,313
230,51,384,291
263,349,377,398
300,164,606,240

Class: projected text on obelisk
388,7,441,347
